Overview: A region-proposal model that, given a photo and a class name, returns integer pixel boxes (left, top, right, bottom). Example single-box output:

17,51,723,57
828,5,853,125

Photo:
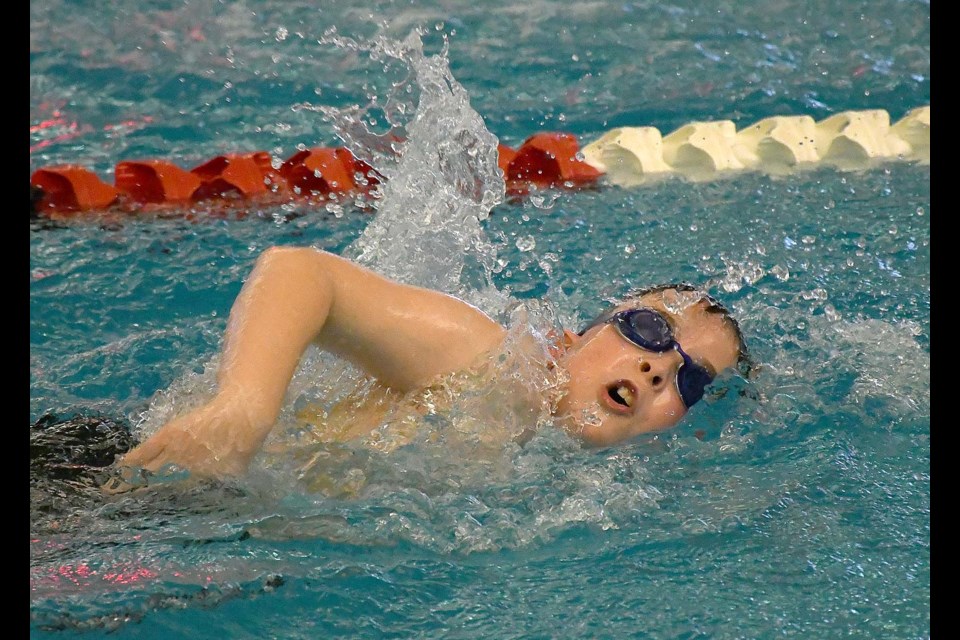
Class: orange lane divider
190,152,282,202
30,166,121,213
115,160,202,204
29,132,600,217
501,132,603,195
279,147,380,197
30,146,388,217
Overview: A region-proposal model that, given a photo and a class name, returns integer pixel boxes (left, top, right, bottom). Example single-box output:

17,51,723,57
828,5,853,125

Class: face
552,289,741,447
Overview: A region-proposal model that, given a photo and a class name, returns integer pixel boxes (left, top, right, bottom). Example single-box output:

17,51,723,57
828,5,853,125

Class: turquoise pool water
31,1,929,637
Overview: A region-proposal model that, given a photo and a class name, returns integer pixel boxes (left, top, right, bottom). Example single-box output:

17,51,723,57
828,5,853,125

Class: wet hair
578,282,753,377
31,412,139,486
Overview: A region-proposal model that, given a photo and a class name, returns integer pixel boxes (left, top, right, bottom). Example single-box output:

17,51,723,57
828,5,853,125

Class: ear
548,329,581,363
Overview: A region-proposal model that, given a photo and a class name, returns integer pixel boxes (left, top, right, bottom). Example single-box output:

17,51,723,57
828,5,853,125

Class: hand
114,395,269,484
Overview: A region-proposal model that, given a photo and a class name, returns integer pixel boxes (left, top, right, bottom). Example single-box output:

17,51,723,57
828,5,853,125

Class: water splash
308,29,507,312
833,317,929,415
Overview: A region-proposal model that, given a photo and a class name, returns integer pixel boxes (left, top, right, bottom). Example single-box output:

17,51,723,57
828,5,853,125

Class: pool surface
30,1,929,638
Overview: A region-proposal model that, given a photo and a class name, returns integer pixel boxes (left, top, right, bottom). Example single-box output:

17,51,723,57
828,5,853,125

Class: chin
553,398,634,447
570,421,623,448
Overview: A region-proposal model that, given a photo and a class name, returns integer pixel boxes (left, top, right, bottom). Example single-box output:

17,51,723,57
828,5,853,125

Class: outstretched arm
117,246,506,479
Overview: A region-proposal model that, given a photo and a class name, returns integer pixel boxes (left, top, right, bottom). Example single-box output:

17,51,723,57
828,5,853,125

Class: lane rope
29,106,929,217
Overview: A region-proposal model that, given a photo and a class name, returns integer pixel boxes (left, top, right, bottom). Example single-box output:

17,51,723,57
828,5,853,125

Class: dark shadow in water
30,413,289,633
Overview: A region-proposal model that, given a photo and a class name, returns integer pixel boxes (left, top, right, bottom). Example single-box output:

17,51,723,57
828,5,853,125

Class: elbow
258,245,320,262
251,244,337,309
256,245,333,273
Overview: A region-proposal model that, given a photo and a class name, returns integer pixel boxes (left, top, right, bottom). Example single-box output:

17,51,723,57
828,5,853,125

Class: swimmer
116,246,749,480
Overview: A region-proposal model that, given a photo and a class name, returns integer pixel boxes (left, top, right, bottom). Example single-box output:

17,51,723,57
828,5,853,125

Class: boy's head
553,284,748,447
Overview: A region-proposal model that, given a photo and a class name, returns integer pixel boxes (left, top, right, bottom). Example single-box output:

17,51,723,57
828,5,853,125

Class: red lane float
115,160,201,204
279,147,378,198
29,133,598,217
29,146,390,217
501,132,603,194
190,152,281,202
31,166,120,213
496,144,518,176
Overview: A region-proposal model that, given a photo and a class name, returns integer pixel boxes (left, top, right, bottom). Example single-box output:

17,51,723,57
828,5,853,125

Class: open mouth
603,380,637,414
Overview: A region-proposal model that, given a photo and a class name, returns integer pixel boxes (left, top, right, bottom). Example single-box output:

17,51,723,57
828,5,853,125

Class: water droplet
802,288,827,301
516,236,536,252
529,191,560,209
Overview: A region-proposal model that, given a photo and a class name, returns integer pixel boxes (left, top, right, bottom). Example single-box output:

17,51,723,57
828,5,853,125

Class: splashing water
255,30,573,502
309,29,508,312
120,30,560,471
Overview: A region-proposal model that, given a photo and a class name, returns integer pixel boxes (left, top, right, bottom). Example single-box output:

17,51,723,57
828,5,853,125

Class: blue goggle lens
610,309,714,409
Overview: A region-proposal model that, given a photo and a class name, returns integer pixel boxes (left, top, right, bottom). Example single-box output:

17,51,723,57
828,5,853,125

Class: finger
101,454,154,494
119,437,163,469
100,474,136,495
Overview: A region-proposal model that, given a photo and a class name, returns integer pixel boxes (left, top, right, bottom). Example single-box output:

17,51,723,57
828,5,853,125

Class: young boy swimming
116,246,748,480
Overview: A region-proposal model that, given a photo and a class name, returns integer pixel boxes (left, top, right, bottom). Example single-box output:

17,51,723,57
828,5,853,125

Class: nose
637,350,681,390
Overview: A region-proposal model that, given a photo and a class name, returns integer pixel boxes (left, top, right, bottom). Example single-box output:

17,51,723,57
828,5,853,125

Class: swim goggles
587,308,715,409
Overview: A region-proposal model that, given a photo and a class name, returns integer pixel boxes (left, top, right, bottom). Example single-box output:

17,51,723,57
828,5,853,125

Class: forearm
214,246,335,430
117,245,507,480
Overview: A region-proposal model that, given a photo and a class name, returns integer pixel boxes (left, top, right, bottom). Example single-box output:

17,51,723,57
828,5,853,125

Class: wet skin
114,247,744,483
554,291,742,447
